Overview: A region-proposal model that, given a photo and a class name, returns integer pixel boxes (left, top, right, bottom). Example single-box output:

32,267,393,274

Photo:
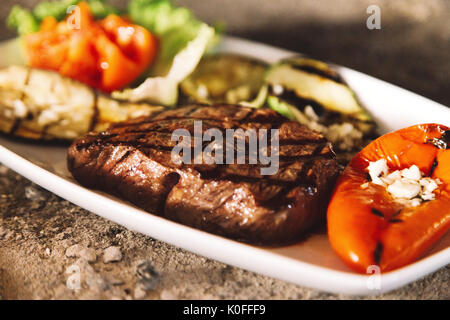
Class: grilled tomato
23,1,157,92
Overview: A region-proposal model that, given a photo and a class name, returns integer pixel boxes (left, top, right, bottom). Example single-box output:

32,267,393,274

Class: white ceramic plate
0,36,449,296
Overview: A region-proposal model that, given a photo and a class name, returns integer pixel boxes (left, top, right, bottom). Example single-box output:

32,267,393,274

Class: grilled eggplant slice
0,65,164,140
180,54,267,105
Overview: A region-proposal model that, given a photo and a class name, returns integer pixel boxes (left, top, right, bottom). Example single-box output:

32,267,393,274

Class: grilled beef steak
68,105,340,244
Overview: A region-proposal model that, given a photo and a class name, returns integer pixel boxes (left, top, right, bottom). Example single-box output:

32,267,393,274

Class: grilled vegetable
180,54,267,105
0,65,163,140
112,24,214,106
327,124,450,272
128,0,220,77
111,0,221,106
265,57,377,162
266,57,370,120
23,2,157,92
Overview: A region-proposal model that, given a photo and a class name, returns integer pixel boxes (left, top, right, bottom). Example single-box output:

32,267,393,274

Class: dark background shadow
1,0,449,107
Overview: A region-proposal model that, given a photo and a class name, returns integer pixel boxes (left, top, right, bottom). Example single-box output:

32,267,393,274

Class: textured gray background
0,0,449,299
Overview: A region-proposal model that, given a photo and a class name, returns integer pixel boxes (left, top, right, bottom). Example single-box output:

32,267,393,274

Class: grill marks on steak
68,104,340,244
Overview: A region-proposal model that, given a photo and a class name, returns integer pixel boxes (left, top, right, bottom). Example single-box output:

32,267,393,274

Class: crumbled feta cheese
420,178,438,194
387,179,421,199
364,160,441,207
367,159,388,185
400,165,421,180
289,104,363,151
325,122,363,151
421,192,435,201
384,170,401,183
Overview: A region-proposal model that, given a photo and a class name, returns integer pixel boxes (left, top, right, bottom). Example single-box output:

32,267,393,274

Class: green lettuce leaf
128,0,221,76
112,24,215,106
118,0,222,105
128,0,195,35
7,6,39,36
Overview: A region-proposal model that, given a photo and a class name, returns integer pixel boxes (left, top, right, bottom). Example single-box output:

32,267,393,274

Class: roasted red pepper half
327,123,450,273
24,1,157,92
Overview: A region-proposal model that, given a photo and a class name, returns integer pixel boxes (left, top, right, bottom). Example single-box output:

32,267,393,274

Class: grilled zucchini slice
265,57,371,121
265,57,377,163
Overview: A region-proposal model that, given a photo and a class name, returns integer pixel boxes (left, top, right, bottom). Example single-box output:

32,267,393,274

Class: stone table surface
0,0,449,300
